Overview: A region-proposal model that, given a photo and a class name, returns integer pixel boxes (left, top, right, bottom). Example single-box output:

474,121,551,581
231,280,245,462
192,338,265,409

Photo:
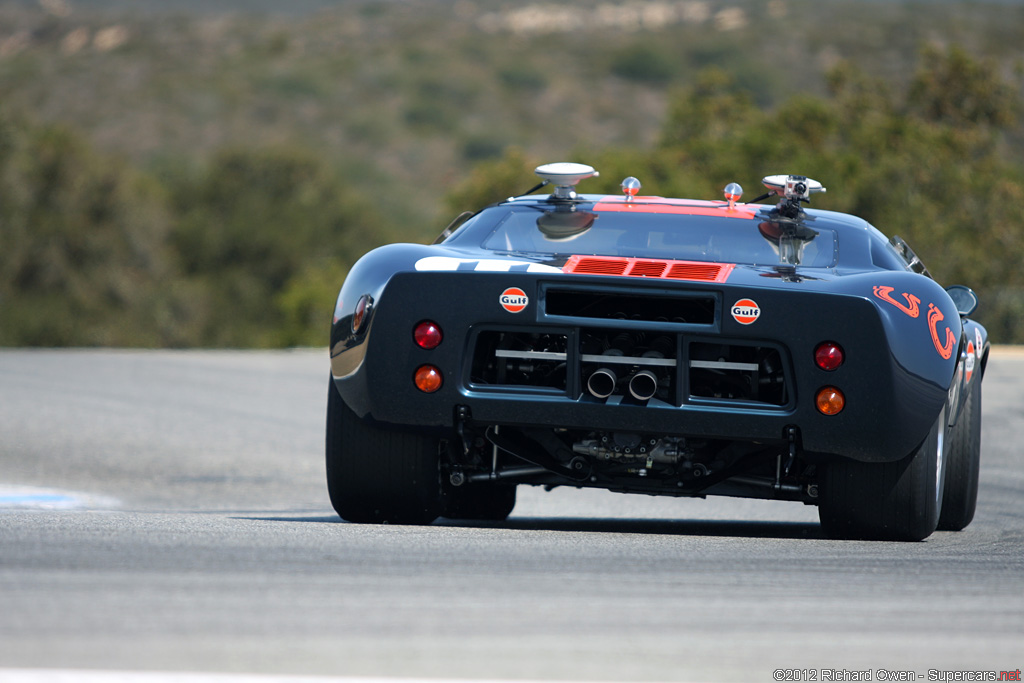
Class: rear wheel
326,380,442,524
819,406,947,541
938,385,981,531
442,483,517,521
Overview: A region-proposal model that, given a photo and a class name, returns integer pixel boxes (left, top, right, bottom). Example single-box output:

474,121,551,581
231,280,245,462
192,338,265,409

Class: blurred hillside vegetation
1,0,1023,346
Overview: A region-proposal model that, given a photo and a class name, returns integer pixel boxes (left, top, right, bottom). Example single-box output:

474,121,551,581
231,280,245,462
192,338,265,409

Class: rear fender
835,271,960,395
330,243,442,384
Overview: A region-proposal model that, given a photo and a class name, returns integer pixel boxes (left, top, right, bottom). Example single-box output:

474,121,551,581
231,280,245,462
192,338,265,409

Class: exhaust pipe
587,368,618,398
628,369,659,401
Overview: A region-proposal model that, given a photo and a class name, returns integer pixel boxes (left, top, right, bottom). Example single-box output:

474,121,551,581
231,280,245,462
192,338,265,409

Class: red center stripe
593,197,758,219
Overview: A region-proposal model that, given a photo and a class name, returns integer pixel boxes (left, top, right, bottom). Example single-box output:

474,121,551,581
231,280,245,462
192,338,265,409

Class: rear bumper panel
331,270,950,463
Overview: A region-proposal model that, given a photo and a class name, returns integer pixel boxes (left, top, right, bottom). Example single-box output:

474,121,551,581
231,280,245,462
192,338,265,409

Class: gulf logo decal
731,299,761,325
873,286,955,360
500,287,529,313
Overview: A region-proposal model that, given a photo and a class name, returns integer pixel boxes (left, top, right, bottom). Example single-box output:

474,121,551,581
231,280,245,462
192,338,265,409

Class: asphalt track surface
1,349,1022,682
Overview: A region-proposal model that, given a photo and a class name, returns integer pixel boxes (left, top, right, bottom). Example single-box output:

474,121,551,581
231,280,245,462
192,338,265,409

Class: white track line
0,485,119,511
0,672,569,683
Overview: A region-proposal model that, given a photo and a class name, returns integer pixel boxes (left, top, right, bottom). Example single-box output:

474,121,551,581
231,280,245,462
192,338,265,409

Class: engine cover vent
564,256,734,283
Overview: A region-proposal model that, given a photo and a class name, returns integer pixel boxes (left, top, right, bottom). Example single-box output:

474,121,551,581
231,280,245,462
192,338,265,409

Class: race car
327,162,987,541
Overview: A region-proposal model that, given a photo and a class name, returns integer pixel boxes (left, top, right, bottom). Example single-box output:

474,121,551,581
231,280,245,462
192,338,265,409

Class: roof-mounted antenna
761,175,826,201
749,175,826,219
534,163,600,201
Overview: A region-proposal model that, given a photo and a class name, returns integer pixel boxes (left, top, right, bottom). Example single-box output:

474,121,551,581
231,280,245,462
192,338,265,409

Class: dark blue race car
327,163,987,541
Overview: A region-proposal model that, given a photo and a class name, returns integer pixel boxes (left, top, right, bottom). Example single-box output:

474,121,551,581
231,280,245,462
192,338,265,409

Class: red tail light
413,321,443,349
814,342,844,371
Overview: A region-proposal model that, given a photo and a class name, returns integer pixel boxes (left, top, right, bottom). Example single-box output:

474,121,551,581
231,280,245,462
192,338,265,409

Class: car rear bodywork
326,167,989,538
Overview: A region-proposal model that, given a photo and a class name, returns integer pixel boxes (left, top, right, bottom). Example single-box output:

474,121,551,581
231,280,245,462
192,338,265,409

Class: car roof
442,193,895,273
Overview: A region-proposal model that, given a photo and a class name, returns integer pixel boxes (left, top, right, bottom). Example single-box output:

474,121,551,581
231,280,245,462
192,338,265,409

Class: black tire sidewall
819,404,947,541
938,384,981,531
326,379,442,524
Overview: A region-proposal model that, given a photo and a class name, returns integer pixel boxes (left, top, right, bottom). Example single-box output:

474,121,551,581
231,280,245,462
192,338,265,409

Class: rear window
479,206,837,268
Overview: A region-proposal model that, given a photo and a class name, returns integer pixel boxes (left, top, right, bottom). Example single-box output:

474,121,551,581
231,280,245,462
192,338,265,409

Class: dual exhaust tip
587,367,659,401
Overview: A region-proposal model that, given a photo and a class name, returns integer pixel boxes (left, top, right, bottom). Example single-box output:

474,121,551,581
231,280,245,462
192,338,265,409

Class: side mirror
946,285,978,316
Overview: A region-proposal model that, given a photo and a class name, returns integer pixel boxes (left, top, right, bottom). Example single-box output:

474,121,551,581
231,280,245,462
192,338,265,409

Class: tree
909,44,1019,129
168,146,387,346
0,110,173,346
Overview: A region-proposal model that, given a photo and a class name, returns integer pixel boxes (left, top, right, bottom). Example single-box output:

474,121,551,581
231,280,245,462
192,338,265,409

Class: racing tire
937,385,981,531
442,484,517,521
818,406,947,542
326,379,442,525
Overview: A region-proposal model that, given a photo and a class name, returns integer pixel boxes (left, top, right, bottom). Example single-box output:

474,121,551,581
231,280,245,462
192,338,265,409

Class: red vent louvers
666,262,727,281
628,260,669,278
569,258,628,276
563,256,734,283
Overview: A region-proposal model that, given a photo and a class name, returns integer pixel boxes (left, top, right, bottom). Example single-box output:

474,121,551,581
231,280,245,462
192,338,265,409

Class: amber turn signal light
816,386,845,415
414,365,443,393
